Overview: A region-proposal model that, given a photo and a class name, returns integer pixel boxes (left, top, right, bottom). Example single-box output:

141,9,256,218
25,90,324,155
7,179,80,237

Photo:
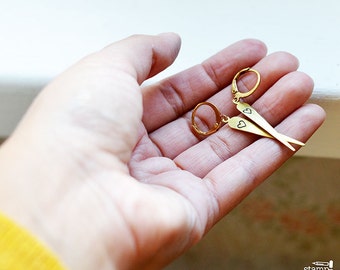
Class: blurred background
0,0,339,268
165,157,340,269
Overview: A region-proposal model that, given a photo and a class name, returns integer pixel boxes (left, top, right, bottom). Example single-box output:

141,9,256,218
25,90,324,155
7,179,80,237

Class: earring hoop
191,101,228,136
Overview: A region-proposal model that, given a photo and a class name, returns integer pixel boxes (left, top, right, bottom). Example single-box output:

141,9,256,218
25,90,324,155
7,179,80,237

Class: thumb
101,33,181,84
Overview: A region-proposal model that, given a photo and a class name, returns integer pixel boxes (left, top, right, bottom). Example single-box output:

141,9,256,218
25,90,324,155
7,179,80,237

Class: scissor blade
280,135,305,146
236,102,296,151
228,116,272,137
228,116,305,146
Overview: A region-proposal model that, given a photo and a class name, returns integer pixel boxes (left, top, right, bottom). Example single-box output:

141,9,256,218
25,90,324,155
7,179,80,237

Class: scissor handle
231,67,261,103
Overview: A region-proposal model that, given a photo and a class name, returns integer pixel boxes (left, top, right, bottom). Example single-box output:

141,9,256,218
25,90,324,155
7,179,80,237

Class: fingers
142,39,267,132
174,71,313,177
185,51,300,130
148,52,300,164
204,103,326,219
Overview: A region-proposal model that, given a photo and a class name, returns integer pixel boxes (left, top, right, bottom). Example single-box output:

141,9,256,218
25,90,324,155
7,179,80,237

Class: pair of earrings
191,68,304,151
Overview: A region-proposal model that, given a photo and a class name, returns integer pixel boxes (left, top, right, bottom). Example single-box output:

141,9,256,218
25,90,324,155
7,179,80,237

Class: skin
0,33,325,269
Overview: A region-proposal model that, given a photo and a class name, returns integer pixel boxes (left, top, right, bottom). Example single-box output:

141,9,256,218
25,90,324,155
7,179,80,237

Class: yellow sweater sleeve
0,212,66,270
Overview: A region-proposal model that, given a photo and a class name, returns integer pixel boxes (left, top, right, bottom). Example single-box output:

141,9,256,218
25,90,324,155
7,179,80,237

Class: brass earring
191,68,304,151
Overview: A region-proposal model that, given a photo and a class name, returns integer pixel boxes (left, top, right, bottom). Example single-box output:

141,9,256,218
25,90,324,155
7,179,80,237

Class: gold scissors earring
191,67,305,151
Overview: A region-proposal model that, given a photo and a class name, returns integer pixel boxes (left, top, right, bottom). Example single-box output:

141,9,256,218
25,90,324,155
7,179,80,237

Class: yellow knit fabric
0,212,66,270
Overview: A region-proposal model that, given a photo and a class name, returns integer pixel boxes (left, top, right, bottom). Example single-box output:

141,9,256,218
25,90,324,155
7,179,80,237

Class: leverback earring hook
232,67,261,103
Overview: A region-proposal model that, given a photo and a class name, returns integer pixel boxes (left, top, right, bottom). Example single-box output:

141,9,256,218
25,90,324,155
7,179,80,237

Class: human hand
0,33,325,269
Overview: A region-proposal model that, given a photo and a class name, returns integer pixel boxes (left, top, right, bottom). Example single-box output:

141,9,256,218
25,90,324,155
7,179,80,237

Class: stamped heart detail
242,108,252,114
237,120,247,128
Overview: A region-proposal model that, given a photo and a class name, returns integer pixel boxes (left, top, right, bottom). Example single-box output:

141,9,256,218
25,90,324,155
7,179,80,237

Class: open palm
0,33,325,270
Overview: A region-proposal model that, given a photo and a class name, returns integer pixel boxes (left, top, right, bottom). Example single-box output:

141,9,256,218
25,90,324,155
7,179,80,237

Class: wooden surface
0,0,339,157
